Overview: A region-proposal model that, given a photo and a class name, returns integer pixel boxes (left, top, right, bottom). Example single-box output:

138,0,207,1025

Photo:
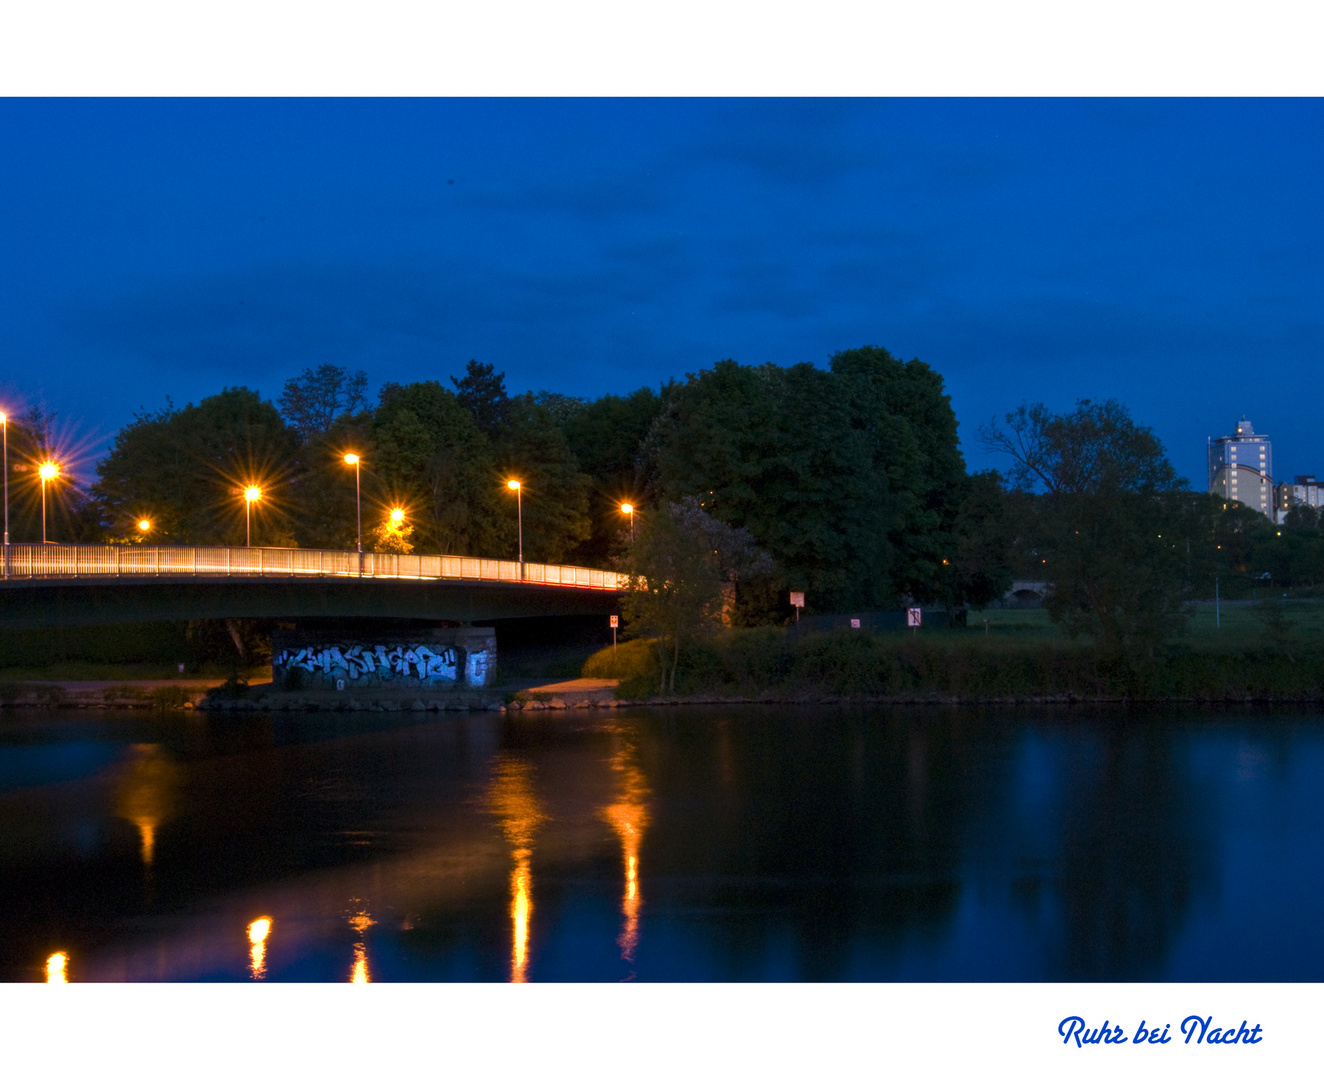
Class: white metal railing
0,543,627,591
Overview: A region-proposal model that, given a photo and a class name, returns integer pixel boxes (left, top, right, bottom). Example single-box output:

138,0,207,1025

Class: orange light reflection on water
510,854,532,982
601,738,650,966
45,952,68,983
347,901,375,983
136,820,156,866
486,757,546,983
350,941,370,983
115,744,177,871
248,917,271,979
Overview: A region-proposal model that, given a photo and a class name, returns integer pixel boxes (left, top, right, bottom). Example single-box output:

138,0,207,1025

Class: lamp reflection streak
114,744,177,873
601,737,650,967
46,952,68,983
510,853,532,981
486,757,546,983
248,917,271,979
351,942,370,983
348,902,375,983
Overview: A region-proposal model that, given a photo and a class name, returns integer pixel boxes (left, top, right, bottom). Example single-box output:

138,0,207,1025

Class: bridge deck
0,544,625,592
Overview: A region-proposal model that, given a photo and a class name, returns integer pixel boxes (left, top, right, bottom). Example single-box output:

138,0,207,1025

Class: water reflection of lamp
46,952,68,982
601,736,650,968
348,902,376,983
114,744,178,873
248,917,272,979
486,757,546,983
350,942,369,983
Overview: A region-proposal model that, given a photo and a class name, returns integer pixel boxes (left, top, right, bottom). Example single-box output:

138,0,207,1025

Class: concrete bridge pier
271,625,498,693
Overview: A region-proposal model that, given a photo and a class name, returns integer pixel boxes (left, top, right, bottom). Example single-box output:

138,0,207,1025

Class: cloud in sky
1,97,1322,484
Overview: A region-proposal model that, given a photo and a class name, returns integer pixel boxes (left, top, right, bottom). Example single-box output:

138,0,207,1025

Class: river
2,704,1321,981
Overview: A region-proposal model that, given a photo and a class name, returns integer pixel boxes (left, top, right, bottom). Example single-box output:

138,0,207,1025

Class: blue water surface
2,704,1322,981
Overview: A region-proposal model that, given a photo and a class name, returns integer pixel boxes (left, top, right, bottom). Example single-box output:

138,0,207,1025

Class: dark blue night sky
2,98,1321,485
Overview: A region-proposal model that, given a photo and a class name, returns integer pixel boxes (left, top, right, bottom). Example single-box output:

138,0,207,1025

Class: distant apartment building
1208,416,1274,519
1276,475,1324,521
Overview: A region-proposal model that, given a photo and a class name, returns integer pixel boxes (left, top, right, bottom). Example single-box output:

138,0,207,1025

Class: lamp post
39,461,59,544
1,411,8,549
344,453,362,575
138,519,151,537
620,502,634,542
507,480,523,565
390,507,404,529
0,412,7,577
244,486,262,547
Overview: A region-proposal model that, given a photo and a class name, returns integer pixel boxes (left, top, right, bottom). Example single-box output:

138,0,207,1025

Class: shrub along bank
583,626,1324,701
0,620,271,679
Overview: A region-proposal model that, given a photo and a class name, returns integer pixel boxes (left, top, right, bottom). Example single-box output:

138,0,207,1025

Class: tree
561,385,667,566
532,390,587,426
621,496,773,694
371,516,415,554
829,345,969,604
2,406,102,544
94,388,299,545
979,400,1179,496
645,354,967,614
451,360,511,438
368,381,504,555
492,394,592,563
277,365,368,442
980,399,1189,662
932,470,1018,611
282,412,375,550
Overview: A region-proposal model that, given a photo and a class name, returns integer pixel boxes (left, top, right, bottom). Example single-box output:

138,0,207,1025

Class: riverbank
0,676,622,713
581,620,1324,703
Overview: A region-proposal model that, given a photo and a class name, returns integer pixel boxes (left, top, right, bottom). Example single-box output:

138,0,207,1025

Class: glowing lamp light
343,453,359,465
620,503,633,514
507,480,520,490
248,916,272,980
39,461,59,482
0,412,6,423
138,519,151,532
46,952,68,983
390,508,405,526
244,486,262,503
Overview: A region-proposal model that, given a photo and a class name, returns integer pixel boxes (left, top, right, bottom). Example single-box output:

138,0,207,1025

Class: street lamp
389,507,405,528
507,480,523,564
344,453,363,575
620,502,634,541
39,461,59,544
138,519,151,536
244,485,262,547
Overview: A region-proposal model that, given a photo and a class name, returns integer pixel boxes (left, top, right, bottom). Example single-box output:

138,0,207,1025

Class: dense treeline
9,348,1324,644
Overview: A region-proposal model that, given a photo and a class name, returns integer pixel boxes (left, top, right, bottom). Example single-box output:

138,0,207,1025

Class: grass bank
584,603,1324,701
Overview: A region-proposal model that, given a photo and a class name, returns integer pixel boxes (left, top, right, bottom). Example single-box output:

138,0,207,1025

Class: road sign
789,592,804,608
609,615,619,628
907,607,922,627
850,618,861,629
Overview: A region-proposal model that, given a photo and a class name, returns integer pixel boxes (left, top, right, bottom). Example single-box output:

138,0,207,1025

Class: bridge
0,544,627,628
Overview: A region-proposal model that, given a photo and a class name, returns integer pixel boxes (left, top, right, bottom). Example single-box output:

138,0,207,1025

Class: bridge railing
0,544,627,591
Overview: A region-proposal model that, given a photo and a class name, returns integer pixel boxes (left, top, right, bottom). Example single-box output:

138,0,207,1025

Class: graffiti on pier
272,639,494,689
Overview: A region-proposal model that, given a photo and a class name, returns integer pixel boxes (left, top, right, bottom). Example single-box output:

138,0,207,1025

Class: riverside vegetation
584,601,1324,702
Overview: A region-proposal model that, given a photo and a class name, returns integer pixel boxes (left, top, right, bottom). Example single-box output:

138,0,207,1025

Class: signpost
789,591,804,622
907,607,922,636
610,614,619,653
